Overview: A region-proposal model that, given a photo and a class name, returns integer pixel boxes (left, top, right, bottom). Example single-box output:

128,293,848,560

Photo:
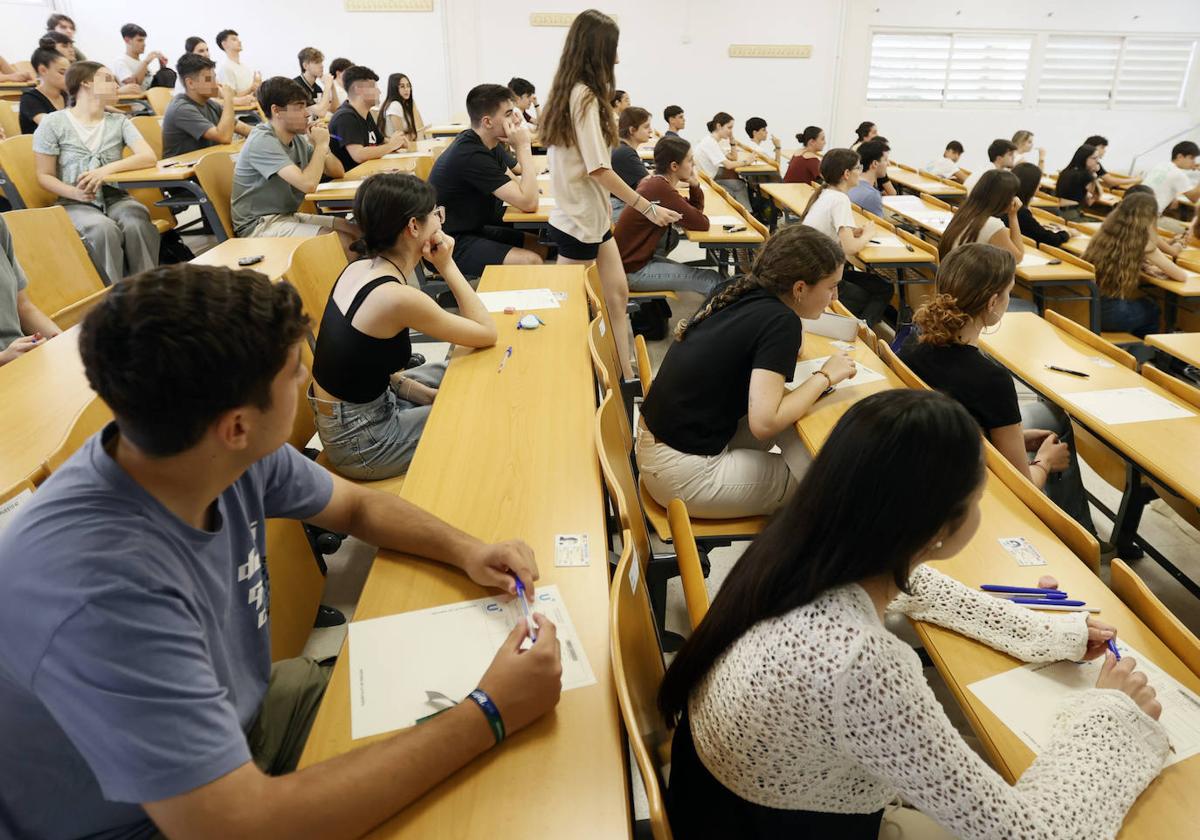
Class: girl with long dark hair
378,72,425,146
939,168,1024,264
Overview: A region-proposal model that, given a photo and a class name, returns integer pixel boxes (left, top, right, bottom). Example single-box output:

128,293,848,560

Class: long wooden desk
191,237,310,282
886,166,965,199
426,124,468,138
297,265,629,838
796,332,1200,838
1146,333,1200,369
305,155,433,210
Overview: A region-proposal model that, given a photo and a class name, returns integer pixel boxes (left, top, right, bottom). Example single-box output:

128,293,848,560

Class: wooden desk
686,182,764,275
881,194,953,236
306,156,432,211
1146,333,1200,368
0,81,34,101
501,173,555,228
886,166,965,199
192,237,310,281
793,333,902,451
426,124,468,138
298,265,629,839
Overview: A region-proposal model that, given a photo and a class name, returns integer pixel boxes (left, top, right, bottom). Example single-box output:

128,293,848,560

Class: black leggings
838,266,893,327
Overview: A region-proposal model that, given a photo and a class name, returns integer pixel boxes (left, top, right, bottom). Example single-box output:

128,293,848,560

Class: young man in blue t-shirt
0,263,561,839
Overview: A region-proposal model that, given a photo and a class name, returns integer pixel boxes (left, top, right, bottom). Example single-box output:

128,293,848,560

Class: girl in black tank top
306,172,499,480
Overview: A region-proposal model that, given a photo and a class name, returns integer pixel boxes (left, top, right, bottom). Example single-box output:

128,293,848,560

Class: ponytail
675,275,758,341
913,293,971,346
706,111,733,134
799,148,860,221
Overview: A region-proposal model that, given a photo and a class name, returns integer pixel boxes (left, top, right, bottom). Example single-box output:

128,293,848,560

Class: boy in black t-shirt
328,65,406,171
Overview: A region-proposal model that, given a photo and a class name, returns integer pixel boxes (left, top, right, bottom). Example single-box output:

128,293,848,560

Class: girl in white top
537,10,680,379
693,112,753,210
660,388,1169,840
939,168,1024,263
1012,129,1046,169
380,73,426,144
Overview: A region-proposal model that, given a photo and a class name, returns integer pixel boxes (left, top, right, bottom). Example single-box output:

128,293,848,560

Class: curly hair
914,243,1016,345
1083,192,1158,299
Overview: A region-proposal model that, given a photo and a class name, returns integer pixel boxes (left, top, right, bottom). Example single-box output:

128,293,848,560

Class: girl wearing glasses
308,172,497,479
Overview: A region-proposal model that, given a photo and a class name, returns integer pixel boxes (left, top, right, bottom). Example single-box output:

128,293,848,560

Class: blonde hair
1012,129,1033,148
914,244,1016,345
1083,193,1158,299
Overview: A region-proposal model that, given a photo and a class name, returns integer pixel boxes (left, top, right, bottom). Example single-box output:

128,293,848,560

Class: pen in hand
513,577,538,642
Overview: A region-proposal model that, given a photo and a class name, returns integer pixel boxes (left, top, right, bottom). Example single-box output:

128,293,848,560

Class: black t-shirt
428,129,512,236
329,101,381,171
293,75,322,106
612,143,648,190
642,287,803,455
900,342,1020,430
19,88,59,135
1055,167,1092,203
1016,206,1070,247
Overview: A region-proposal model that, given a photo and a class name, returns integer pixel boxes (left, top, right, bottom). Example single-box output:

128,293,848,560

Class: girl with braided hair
635,225,857,519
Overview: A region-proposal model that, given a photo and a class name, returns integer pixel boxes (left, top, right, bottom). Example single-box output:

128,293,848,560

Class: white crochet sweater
688,564,1169,839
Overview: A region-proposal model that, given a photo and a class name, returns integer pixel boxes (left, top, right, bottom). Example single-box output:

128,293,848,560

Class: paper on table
866,233,906,248
707,214,745,229
348,584,596,739
538,197,557,206
1061,387,1194,425
0,488,31,533
1019,250,1053,267
315,179,363,192
381,151,427,159
477,288,561,312
881,195,930,212
790,356,887,391
968,642,1200,767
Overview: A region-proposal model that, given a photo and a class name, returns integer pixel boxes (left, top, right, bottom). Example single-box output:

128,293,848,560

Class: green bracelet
466,688,506,745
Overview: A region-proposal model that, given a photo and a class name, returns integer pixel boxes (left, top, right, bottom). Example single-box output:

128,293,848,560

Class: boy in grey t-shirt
0,263,561,839
161,52,250,158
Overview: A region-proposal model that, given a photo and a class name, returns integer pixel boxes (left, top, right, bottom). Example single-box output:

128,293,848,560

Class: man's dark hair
30,47,64,72
987,138,1018,162
215,29,238,50
329,57,353,76
857,138,890,171
258,76,309,116
653,135,691,175
745,116,767,136
341,65,379,94
39,31,72,50
1172,141,1199,160
79,264,310,457
508,77,534,97
664,104,683,122
47,13,75,29
1085,135,1108,148
185,36,206,53
945,140,964,154
120,23,147,40
466,83,514,125
177,53,216,83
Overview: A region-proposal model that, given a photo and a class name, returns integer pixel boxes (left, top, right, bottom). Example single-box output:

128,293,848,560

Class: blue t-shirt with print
0,424,333,839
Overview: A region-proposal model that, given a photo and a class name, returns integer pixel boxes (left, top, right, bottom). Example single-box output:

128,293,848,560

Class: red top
784,154,821,184
614,175,708,274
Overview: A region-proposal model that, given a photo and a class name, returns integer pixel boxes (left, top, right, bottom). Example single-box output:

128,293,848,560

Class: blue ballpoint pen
1008,597,1088,607
1107,638,1121,661
982,584,1068,596
514,578,538,642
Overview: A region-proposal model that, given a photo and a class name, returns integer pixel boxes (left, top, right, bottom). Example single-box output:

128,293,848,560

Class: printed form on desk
790,356,887,391
348,584,596,740
476,288,561,312
968,642,1200,768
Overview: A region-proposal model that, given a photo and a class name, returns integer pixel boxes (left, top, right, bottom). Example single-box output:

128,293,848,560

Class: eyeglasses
431,206,445,223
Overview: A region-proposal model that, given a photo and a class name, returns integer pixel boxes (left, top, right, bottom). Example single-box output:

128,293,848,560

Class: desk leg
1112,463,1148,560
1164,292,1178,332
171,180,229,244
1086,280,1101,333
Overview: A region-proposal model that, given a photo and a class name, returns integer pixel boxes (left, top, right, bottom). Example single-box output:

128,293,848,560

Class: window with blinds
1038,35,1197,107
1038,36,1121,104
1115,38,1197,107
867,33,952,102
945,35,1032,102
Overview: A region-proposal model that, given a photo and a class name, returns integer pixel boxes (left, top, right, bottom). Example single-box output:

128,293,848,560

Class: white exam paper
348,584,596,740
790,356,887,391
315,180,363,192
477,288,561,312
1061,387,1194,425
968,642,1200,767
1019,250,1053,267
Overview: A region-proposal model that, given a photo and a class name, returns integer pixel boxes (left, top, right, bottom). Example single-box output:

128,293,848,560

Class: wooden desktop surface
1146,333,1200,369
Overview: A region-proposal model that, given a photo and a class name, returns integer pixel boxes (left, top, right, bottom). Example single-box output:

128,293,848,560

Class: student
508,77,539,126
1083,135,1141,190
1141,141,1200,221
162,53,251,158
659,387,1164,840
293,47,335,118
0,215,60,367
329,65,406,171
0,55,35,84
611,89,630,116
185,36,209,58
216,29,260,104
0,262,562,840
311,173,497,477
637,225,849,517
850,120,876,151
964,138,1017,194
39,31,77,64
611,106,652,217
1011,162,1070,248
925,140,966,182
694,112,753,210
33,62,160,282
663,104,685,137
113,23,169,94
19,47,68,134
1083,192,1187,337
614,136,721,298
231,77,355,245
426,83,543,277
745,117,781,165
940,169,1026,267
847,138,888,217
329,57,352,105
783,125,824,184
798,149,892,326
538,9,680,379
903,244,1096,532
380,73,426,144
1011,129,1045,169
47,13,86,61
1055,144,1102,222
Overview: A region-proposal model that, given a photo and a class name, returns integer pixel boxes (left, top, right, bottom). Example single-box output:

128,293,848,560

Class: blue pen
982,584,1069,597
1107,638,1121,661
497,345,512,373
513,578,538,642
1008,597,1088,607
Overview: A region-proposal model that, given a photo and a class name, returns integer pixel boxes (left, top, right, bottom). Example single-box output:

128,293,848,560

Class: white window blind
1115,38,1198,107
868,32,1030,104
867,33,952,102
945,35,1032,102
1038,36,1121,104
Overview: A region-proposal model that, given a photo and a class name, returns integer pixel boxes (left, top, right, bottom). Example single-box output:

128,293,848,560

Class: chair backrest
878,341,931,391
589,315,632,445
1044,310,1135,369
264,516,326,662
583,262,608,321
667,499,710,630
0,101,20,139
1139,365,1200,533
130,115,163,159
193,151,235,239
284,233,350,336
984,439,1101,573
290,339,318,452
919,192,953,211
44,396,114,475
145,87,175,117
595,392,653,568
609,532,674,840
634,334,653,399
0,134,56,208
1111,558,1200,677
3,206,108,324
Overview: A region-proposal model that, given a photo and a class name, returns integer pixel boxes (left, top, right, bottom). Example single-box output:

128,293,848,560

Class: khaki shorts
247,212,337,238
